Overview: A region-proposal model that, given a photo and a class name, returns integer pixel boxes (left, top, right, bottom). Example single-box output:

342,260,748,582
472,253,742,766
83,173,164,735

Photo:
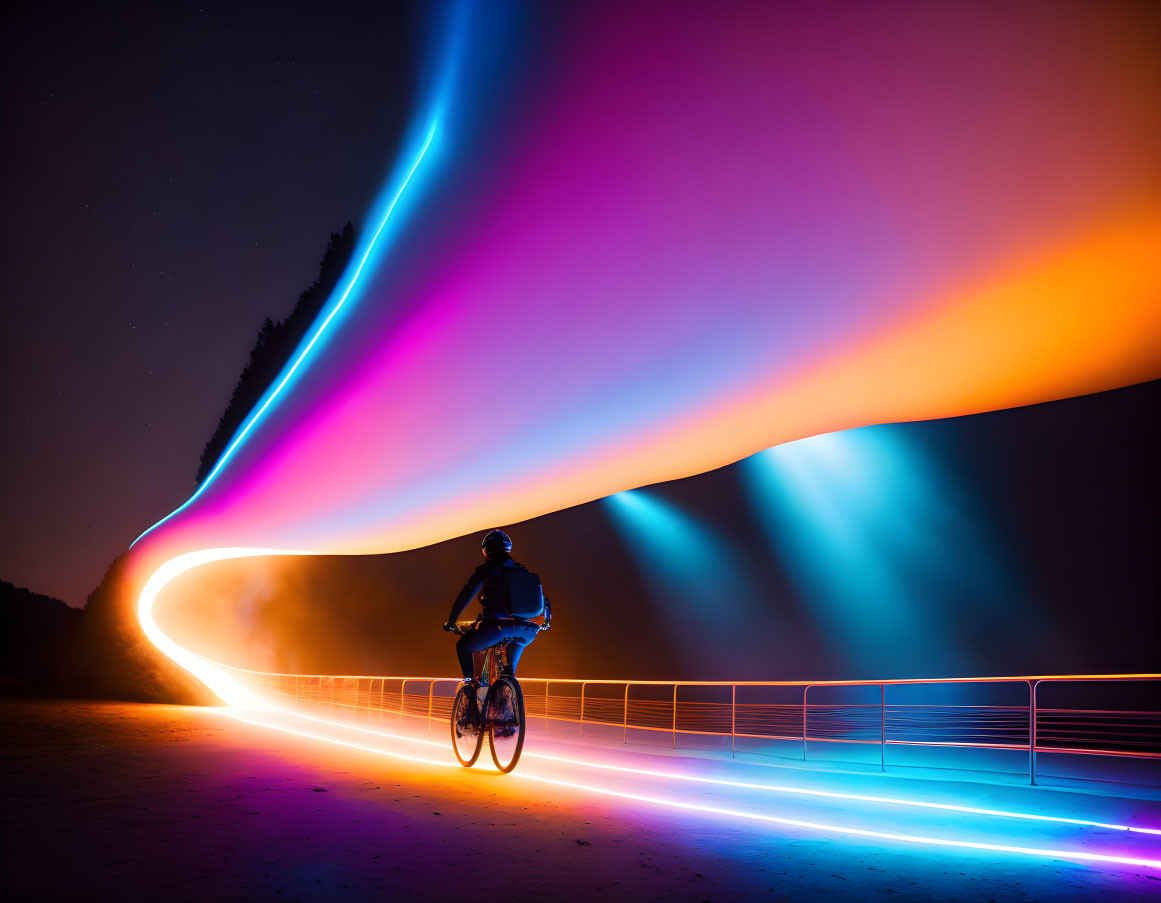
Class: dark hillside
196,223,356,485
0,580,83,691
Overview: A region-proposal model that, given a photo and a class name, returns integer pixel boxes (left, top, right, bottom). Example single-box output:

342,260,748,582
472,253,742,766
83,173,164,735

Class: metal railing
221,665,1161,786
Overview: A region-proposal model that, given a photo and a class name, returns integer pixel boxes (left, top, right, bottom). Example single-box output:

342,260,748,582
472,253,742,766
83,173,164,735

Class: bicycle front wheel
486,675,526,773
451,685,483,767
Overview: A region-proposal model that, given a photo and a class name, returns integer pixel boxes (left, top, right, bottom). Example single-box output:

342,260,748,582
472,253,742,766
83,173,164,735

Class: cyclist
442,529,551,693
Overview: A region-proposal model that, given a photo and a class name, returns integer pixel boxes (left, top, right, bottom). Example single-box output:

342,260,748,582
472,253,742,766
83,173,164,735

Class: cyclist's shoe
456,678,482,729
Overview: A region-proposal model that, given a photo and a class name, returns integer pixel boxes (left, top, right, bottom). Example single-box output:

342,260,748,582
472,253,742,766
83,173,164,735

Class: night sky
1,2,414,604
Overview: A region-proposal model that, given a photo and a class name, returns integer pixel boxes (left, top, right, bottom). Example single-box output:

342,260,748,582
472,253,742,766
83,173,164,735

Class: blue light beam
744,427,1017,675
604,489,762,653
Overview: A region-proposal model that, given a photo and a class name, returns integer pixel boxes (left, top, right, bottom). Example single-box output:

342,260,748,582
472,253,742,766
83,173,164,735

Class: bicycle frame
477,642,507,688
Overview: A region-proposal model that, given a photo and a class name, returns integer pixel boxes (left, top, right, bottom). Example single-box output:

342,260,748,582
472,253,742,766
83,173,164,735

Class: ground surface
3,699,1160,901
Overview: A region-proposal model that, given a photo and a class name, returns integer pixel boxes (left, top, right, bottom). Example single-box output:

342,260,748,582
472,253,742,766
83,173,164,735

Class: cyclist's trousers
457,620,540,679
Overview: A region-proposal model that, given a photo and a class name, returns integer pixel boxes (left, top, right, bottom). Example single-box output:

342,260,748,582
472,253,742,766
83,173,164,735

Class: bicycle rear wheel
451,685,483,767
486,676,526,773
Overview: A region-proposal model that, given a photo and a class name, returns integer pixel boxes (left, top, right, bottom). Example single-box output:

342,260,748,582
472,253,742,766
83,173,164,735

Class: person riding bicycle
442,529,551,691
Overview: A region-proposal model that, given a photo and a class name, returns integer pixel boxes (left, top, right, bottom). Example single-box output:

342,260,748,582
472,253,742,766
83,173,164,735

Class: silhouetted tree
196,223,357,485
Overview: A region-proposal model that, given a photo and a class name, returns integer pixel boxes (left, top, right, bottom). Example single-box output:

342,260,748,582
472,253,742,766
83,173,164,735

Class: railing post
731,684,736,759
672,684,678,749
579,682,586,737
428,680,436,735
545,681,551,733
880,684,886,772
1029,679,1039,785
803,685,810,761
399,679,406,718
623,683,630,744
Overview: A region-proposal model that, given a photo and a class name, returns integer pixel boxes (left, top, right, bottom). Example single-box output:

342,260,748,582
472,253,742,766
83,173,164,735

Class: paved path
3,699,1159,901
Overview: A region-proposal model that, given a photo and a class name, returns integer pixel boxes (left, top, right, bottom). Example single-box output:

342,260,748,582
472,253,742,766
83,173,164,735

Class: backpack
503,566,545,619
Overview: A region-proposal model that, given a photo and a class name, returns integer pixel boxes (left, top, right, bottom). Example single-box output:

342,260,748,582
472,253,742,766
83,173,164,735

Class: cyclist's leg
502,623,541,675
455,642,473,681
504,641,524,674
457,622,505,678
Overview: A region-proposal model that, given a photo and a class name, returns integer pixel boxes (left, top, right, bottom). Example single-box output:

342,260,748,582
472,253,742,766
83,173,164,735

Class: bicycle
448,619,529,773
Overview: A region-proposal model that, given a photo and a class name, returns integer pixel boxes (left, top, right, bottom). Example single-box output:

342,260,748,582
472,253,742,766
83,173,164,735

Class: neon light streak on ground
282,709,1161,836
526,752,1161,836
523,773,1161,872
223,709,1161,871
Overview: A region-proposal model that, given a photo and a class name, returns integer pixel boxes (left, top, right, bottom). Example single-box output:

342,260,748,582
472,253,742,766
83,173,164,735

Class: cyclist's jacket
447,554,552,624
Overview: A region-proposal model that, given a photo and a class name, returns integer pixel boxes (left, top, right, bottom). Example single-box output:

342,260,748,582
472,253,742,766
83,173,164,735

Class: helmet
481,529,513,558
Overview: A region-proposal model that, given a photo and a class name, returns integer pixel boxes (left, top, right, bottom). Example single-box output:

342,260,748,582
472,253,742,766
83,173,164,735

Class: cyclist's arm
446,569,484,626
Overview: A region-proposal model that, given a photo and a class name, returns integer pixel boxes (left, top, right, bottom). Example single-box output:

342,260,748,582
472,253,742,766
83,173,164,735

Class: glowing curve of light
224,709,1161,870
139,543,1161,866
137,549,308,707
140,545,1161,869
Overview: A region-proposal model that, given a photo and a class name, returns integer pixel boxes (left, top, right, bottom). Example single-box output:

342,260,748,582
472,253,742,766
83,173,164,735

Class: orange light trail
222,709,1161,871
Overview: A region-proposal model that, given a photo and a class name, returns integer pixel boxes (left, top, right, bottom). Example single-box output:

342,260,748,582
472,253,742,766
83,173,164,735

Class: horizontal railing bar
1023,746,1161,760
211,660,1160,686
